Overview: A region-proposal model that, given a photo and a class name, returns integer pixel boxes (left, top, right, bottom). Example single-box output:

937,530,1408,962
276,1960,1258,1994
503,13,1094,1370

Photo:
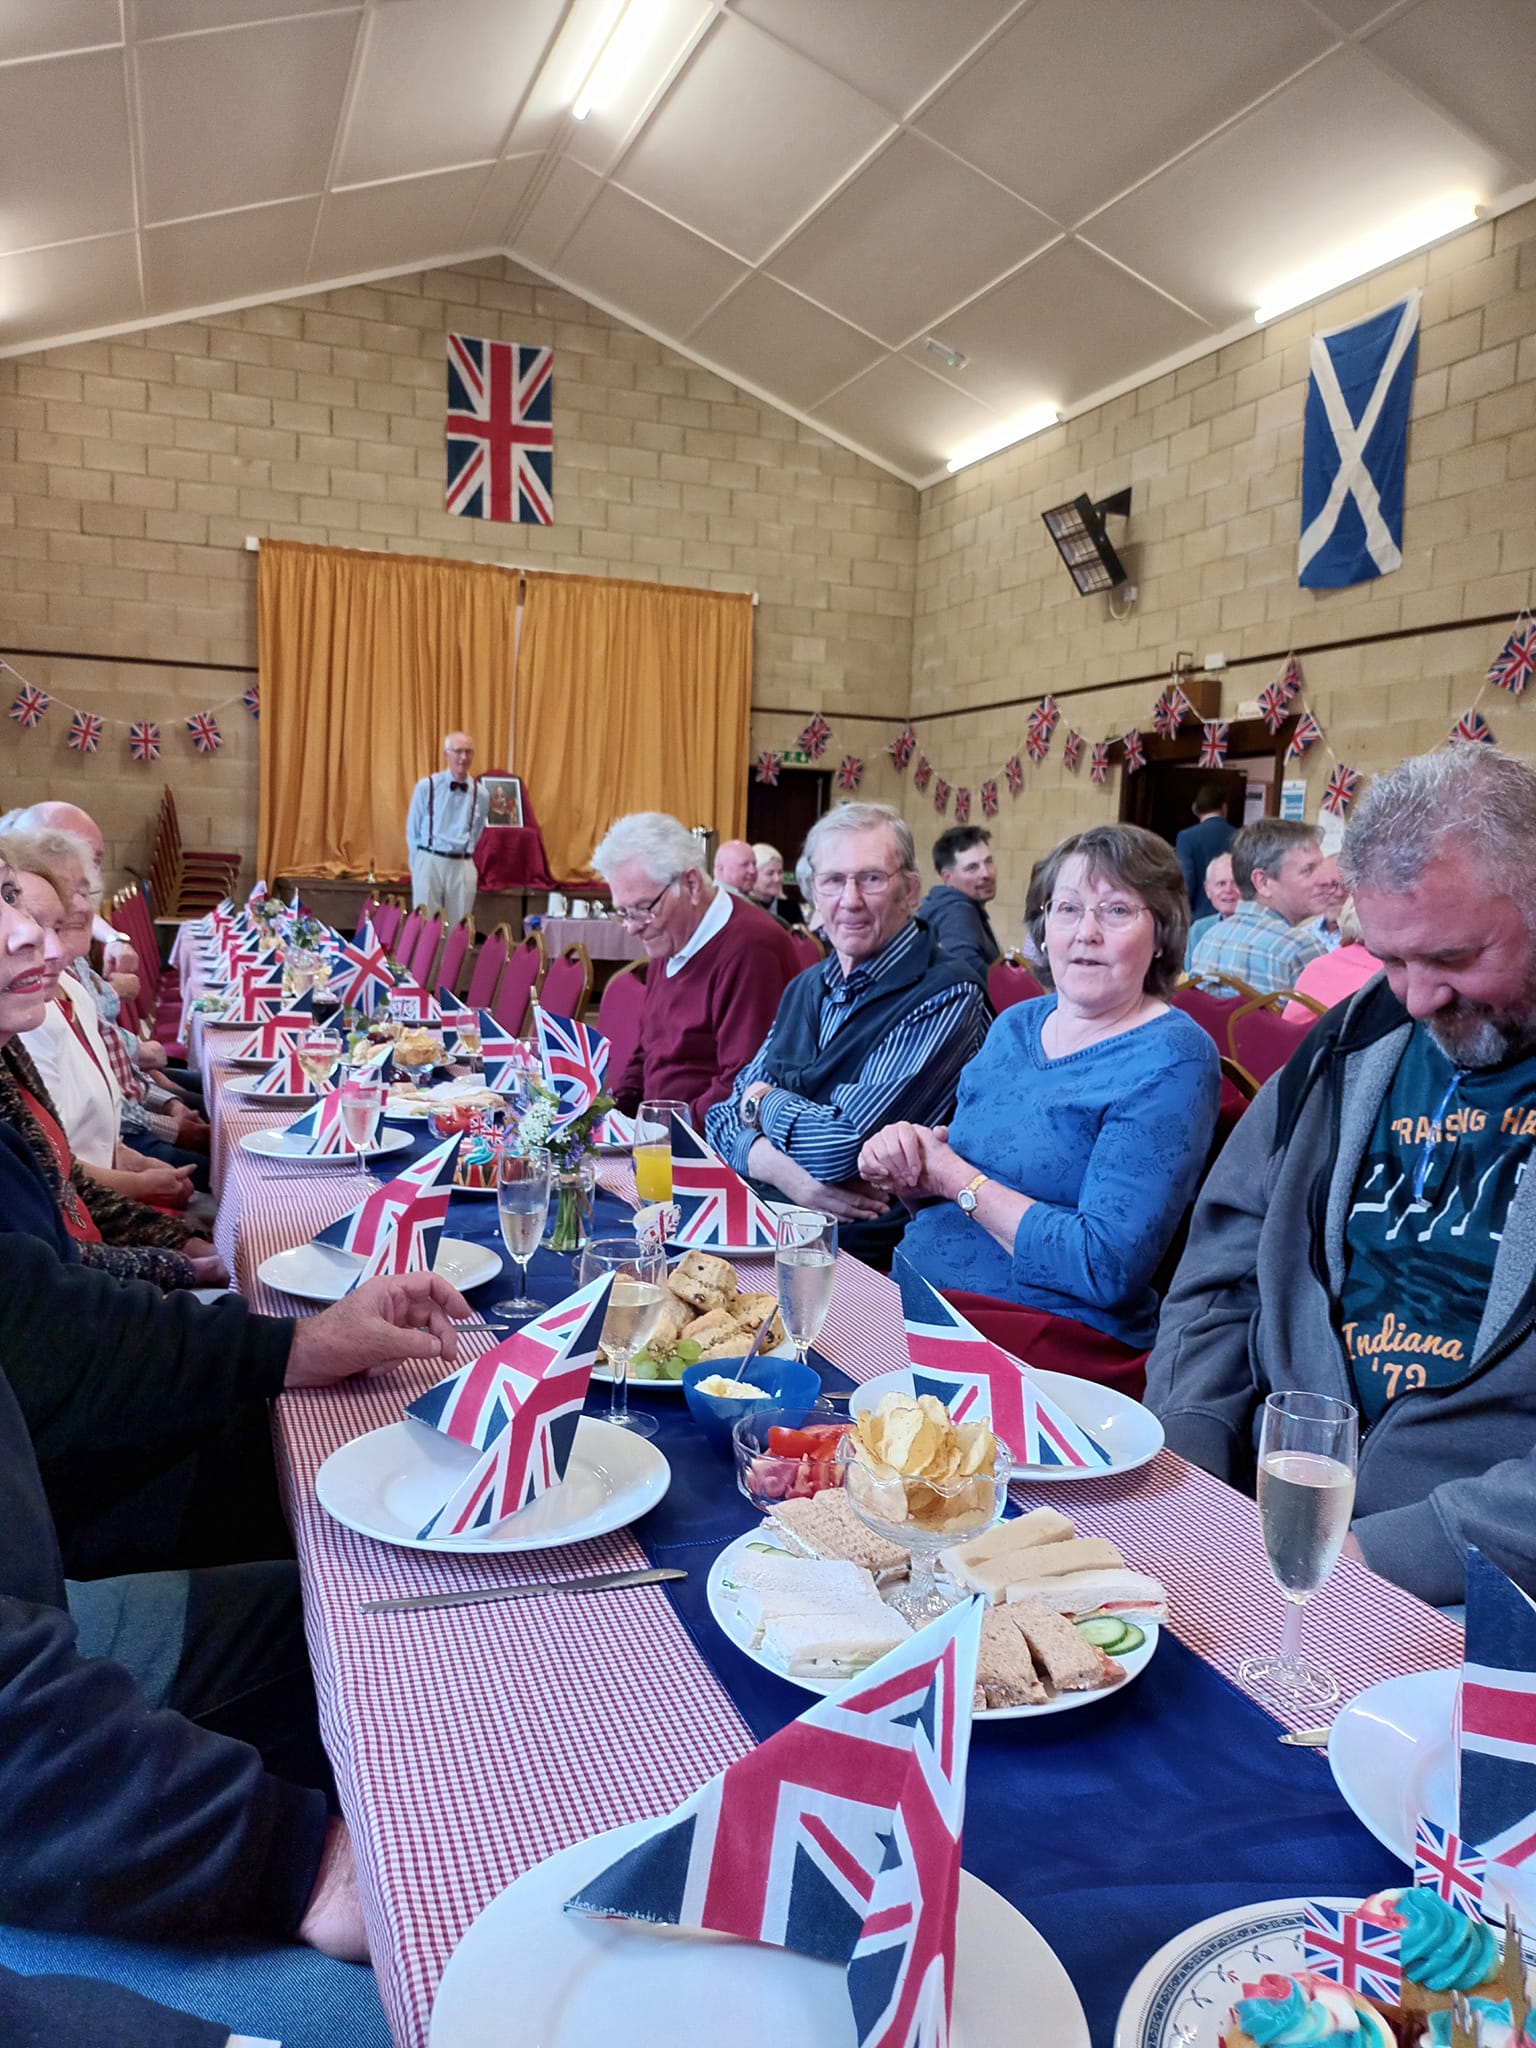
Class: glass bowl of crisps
839,1392,1007,1624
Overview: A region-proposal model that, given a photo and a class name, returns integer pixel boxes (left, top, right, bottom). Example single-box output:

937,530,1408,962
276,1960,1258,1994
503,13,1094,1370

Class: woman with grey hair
860,823,1220,1375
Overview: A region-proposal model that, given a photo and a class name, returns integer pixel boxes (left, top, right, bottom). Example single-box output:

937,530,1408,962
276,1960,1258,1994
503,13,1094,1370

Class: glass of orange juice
635,1098,690,1204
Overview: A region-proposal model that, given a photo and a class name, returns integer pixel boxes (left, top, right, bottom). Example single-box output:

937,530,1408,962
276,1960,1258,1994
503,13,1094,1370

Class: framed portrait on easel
482,775,524,827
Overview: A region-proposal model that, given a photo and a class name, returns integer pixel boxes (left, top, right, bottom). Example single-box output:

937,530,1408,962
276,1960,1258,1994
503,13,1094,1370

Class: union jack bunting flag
67,710,104,753
886,724,916,771
314,1136,461,1262
669,1115,779,1250
1460,1549,1536,1867
953,788,970,825
979,779,998,818
1024,728,1049,766
535,1008,610,1131
8,684,48,728
128,721,161,763
754,750,782,786
1004,754,1023,796
406,1276,613,1541
837,755,864,793
1488,617,1536,697
1151,690,1182,738
566,1598,982,2048
1285,711,1324,762
913,756,932,793
476,1009,539,1094
1414,1816,1486,1920
932,779,950,814
1199,721,1230,770
446,334,553,525
896,1260,1109,1473
1090,742,1111,786
1028,694,1060,739
1121,730,1146,775
1301,1903,1401,2002
1275,653,1303,704
1451,708,1495,746
1062,731,1084,774
797,714,832,760
249,1047,332,1097
329,922,395,1014
1321,763,1360,818
185,710,222,754
242,685,261,719
1257,683,1291,735
281,1093,356,1158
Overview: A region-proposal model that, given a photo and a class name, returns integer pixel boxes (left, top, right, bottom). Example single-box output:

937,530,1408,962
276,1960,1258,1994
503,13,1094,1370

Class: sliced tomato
767,1422,849,1461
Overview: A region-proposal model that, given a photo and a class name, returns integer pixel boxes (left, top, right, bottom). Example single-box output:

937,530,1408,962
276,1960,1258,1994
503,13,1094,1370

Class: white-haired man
405,732,488,926
1147,745,1536,1606
591,814,800,1125
705,803,990,1266
713,839,758,897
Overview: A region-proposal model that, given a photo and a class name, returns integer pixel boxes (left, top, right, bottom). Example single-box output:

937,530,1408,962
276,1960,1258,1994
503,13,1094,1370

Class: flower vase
546,1154,597,1254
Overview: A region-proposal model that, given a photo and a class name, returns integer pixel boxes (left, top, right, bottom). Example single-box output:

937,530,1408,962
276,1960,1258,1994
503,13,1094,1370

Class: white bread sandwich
973,1607,1049,1710
759,1607,912,1682
767,1491,910,1575
1003,1567,1167,1622
1008,1596,1124,1692
721,1549,879,1604
942,1533,1126,1603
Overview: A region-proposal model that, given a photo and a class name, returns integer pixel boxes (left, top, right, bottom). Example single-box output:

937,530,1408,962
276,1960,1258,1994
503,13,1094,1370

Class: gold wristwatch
956,1172,988,1216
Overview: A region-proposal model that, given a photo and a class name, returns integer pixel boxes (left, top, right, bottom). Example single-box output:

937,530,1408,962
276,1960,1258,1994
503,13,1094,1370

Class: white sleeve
405,777,429,848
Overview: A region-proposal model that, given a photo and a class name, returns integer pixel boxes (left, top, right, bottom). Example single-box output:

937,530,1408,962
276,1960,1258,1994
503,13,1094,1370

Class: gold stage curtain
515,572,753,880
256,540,516,881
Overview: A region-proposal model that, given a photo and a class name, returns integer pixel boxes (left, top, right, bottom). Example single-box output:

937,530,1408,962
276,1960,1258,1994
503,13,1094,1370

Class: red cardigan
612,898,801,1125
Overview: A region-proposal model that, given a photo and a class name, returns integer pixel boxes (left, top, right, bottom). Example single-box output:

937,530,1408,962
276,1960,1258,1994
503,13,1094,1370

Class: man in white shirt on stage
406,732,490,928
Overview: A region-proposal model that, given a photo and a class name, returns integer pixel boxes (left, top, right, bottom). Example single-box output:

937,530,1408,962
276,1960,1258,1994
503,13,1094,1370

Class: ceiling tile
335,0,563,186
1085,45,1520,325
814,353,994,478
732,0,1015,117
688,275,885,409
311,169,492,281
770,130,1057,348
0,0,120,64
463,156,543,244
556,185,746,335
134,12,359,221
0,49,133,255
1303,0,1411,30
142,196,319,313
617,14,895,262
917,0,1338,224
131,0,358,33
510,157,603,271
1367,0,1536,177
0,234,142,350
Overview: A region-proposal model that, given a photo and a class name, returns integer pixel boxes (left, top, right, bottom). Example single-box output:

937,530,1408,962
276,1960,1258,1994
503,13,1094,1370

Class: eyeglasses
613,878,678,928
812,868,902,900
1047,898,1147,931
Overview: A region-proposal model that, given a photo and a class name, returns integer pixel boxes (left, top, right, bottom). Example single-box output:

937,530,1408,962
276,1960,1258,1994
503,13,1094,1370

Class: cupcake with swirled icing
1358,1887,1504,2018
1223,1970,1396,2045
1423,1995,1536,2046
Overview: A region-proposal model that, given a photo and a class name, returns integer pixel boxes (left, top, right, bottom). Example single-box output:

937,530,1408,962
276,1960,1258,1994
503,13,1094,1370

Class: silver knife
361,1564,685,1616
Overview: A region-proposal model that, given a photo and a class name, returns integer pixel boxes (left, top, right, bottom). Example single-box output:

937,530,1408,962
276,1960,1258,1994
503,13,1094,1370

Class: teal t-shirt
1340,1028,1536,1422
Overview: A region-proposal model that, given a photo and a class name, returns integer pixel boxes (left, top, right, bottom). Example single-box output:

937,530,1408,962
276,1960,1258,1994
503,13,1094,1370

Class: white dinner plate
705,1529,1157,1722
1114,1897,1360,2048
225,1079,323,1104
221,1051,289,1069
256,1235,501,1302
239,1126,415,1163
850,1366,1163,1482
317,1416,670,1555
428,1819,1087,2048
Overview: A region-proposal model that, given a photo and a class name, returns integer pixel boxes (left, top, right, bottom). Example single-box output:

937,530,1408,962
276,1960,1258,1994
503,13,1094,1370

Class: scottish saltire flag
1199,722,1230,769
535,1008,609,1131
282,1093,356,1158
1452,708,1495,746
1414,1816,1486,1920
8,684,49,727
185,710,222,754
669,1116,779,1250
566,1598,982,2048
330,922,394,1013
1459,1549,1536,1867
128,721,161,763
1299,293,1420,590
68,710,103,753
477,1009,538,1092
249,1048,330,1096
895,1261,1110,1473
407,1277,613,1540
1301,1902,1402,2001
1488,618,1536,697
1121,730,1145,775
1322,764,1361,818
446,334,553,525
315,1135,461,1261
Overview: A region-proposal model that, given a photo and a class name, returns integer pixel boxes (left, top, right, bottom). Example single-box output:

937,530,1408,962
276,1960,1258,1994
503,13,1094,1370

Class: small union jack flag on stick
1414,1816,1486,1920
1005,754,1023,796
186,710,222,754
797,713,832,760
754,750,782,785
886,724,916,771
534,1008,610,1132
1285,710,1323,761
980,778,998,818
1121,730,1146,775
1487,617,1536,697
67,710,104,753
1321,763,1360,817
837,754,864,793
1451,707,1495,746
128,721,161,763
8,684,49,728
1301,1902,1401,2003
953,787,970,825
913,756,932,793
1199,721,1230,769
1063,730,1084,774
1090,741,1111,786
242,685,261,718
932,778,950,814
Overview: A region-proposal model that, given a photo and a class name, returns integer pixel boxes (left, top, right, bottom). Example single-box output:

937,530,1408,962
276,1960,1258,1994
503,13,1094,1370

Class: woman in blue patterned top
859,824,1220,1353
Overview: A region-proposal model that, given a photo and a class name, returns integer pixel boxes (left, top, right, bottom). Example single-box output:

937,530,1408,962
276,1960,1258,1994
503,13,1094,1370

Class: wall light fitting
1041,489,1131,596
1253,193,1480,325
945,404,1059,474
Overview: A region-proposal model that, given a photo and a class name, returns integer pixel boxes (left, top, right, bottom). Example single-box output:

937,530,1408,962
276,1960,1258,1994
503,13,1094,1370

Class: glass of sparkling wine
495,1147,552,1318
577,1237,667,1440
297,1027,341,1091
339,1073,385,1188
775,1209,838,1366
634,1099,690,1206
1239,1390,1359,1710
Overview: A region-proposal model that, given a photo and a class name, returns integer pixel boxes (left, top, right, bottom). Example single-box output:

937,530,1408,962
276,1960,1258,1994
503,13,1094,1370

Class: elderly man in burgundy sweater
592,813,801,1125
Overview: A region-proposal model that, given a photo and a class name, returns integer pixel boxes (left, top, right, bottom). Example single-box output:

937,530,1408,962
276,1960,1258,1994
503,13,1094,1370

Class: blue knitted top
896,997,1220,1349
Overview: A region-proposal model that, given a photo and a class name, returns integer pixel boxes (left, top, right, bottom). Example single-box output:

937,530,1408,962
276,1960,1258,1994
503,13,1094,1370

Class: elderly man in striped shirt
704,803,990,1268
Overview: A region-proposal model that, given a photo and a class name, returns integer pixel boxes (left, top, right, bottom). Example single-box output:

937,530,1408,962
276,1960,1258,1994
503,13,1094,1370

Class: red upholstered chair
1227,995,1317,1090
493,933,546,1036
1169,977,1240,1049
408,912,443,989
988,957,1043,1011
596,958,646,1086
353,895,377,941
941,1290,1148,1403
539,942,592,1021
435,917,472,998
370,899,403,951
787,925,826,973
394,910,423,974
465,923,510,1013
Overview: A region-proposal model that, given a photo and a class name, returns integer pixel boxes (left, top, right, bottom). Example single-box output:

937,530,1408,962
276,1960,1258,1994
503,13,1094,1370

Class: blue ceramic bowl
681,1354,822,1451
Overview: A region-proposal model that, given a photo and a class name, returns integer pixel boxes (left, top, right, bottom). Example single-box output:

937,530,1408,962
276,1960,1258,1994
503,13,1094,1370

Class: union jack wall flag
797,713,832,760
1488,618,1536,697
1301,1902,1401,2002
953,788,970,825
314,1136,461,1262
186,710,222,754
566,1598,982,2048
1090,741,1111,786
1121,730,1145,775
8,684,49,728
1413,1816,1486,1920
932,779,950,814
913,756,932,793
1451,708,1495,746
837,755,864,793
886,724,916,771
979,778,998,818
1285,711,1324,762
329,922,395,1013
754,750,782,786
446,334,553,525
1460,1548,1536,1867
1062,731,1084,774
1321,763,1360,817
67,710,104,753
1199,721,1230,769
669,1115,779,1250
535,1008,610,1131
128,721,161,763
1004,754,1023,796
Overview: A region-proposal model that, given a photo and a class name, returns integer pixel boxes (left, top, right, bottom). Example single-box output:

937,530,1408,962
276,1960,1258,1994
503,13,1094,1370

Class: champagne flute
339,1072,384,1187
578,1237,666,1440
775,1209,837,1366
634,1098,689,1206
297,1027,341,1092
495,1147,551,1317
1239,1390,1358,1710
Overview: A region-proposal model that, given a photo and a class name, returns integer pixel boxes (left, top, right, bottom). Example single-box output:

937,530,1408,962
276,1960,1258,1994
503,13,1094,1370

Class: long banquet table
184,949,1463,2048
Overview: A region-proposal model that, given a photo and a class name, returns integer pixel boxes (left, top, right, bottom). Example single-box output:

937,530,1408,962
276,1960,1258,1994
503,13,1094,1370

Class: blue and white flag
1298,292,1420,590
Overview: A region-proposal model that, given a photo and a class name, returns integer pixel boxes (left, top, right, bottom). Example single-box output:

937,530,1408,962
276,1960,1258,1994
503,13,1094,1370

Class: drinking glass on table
1239,1390,1359,1710
495,1147,552,1318
577,1236,667,1440
634,1099,690,1205
455,1021,483,1073
775,1209,837,1366
296,1026,341,1092
339,1071,385,1186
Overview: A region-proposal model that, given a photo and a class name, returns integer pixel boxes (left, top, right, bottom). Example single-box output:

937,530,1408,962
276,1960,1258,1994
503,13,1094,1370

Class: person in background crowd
1187,818,1329,996
405,732,488,927
592,814,799,1126
1308,852,1348,952
750,841,788,919
0,800,138,980
713,839,758,897
1148,745,1536,1607
1284,895,1383,1020
862,824,1219,1361
795,850,825,936
916,825,1000,987
706,803,990,1266
1183,850,1242,967
1176,784,1237,921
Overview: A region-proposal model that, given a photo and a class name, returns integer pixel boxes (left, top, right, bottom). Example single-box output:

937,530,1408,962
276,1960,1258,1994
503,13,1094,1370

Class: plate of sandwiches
851,1366,1164,1482
706,1498,1162,1719
606,1251,787,1391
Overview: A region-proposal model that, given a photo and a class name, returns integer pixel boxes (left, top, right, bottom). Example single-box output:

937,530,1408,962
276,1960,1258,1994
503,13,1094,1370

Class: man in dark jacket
1175,784,1237,920
916,825,1001,986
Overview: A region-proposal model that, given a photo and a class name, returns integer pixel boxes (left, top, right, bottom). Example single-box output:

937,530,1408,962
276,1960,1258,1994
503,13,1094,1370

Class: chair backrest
988,958,1043,1011
371,900,403,951
354,894,377,941
465,923,511,1011
787,925,825,973
596,957,647,1085
1227,995,1317,1089
1168,978,1239,1048
408,912,443,989
539,942,592,1021
493,933,546,1035
436,916,472,997
115,883,161,1000
394,910,423,973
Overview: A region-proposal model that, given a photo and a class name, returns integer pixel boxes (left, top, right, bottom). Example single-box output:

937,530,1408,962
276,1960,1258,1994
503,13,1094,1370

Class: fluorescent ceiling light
1253,194,1480,325
573,0,651,120
945,405,1060,474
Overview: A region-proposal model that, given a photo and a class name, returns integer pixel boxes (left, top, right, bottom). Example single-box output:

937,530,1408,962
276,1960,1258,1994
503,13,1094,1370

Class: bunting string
1,655,259,764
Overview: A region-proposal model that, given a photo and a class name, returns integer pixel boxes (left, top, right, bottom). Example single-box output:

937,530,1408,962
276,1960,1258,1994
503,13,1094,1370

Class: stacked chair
144,787,241,925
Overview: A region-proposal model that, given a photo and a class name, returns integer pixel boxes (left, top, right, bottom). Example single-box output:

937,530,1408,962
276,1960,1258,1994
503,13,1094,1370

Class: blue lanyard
1412,1069,1465,1205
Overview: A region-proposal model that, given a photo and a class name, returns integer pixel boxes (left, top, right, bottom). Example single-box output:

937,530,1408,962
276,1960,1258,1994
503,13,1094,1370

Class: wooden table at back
177,932,1462,2048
